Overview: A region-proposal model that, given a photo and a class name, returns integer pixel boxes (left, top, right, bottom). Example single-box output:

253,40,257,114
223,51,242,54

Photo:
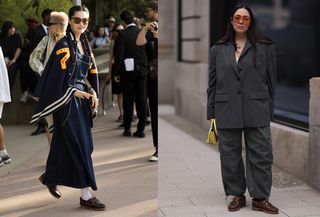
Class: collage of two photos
1,0,320,216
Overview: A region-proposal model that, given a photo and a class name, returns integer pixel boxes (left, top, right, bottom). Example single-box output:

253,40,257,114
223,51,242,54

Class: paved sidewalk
0,107,157,217
158,105,320,217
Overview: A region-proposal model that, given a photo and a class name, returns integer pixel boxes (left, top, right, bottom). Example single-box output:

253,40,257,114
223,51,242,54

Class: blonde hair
50,11,68,24
50,11,68,33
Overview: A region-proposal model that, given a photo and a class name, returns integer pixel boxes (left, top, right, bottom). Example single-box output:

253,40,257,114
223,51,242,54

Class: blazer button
237,77,240,81
238,91,241,94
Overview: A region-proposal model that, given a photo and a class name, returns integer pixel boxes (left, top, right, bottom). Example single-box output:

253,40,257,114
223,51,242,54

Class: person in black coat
113,10,148,137
29,9,52,52
0,21,22,91
28,8,52,136
19,18,39,103
207,4,278,214
136,0,158,161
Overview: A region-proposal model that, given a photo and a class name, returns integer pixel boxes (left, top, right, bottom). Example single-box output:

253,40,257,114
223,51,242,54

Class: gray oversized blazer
207,41,277,129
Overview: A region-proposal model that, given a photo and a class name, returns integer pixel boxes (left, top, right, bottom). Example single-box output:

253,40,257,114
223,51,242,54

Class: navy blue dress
31,37,99,191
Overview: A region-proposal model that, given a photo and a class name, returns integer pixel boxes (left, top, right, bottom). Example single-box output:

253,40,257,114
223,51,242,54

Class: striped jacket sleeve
30,38,78,125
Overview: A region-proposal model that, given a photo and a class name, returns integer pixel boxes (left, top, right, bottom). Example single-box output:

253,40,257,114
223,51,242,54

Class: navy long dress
31,37,98,191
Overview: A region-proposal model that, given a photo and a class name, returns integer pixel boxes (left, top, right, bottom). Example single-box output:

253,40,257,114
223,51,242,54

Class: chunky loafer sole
228,202,246,211
80,197,106,211
252,206,279,214
39,174,62,199
80,204,106,211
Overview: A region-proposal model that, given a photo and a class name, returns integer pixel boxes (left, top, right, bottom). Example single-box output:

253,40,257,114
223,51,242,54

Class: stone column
309,77,320,190
72,0,81,6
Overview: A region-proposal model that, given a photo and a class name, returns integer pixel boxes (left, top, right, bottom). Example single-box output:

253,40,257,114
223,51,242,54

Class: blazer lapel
239,40,252,60
225,43,238,74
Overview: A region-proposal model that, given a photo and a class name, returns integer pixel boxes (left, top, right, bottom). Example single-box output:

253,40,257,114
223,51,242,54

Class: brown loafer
39,173,62,199
80,197,106,211
228,195,246,211
252,199,279,214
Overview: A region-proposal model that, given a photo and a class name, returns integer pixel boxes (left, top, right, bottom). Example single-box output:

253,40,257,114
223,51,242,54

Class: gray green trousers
217,127,273,199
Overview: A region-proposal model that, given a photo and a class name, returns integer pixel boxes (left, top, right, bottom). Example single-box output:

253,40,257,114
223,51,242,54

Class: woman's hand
152,31,158,39
87,88,99,112
114,75,121,83
7,59,16,67
74,90,91,99
105,73,111,84
90,93,99,112
74,90,99,112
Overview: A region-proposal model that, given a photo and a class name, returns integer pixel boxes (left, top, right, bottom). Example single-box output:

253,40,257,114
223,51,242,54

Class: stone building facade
159,0,320,190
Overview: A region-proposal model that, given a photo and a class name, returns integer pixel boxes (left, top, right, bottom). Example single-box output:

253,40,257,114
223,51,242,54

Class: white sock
0,149,8,156
81,188,92,201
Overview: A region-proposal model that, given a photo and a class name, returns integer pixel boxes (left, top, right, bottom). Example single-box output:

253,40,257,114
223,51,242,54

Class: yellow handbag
207,119,218,145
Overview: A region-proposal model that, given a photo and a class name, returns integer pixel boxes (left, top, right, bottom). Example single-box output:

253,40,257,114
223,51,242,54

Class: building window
177,0,201,63
251,0,320,131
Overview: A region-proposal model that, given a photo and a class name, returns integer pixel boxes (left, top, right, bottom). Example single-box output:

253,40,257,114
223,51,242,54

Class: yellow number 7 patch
56,48,70,69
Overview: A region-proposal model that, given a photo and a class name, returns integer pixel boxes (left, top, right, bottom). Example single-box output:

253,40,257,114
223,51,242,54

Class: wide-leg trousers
217,127,273,199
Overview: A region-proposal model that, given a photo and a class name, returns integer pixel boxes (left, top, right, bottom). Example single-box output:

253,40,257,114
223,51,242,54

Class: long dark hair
217,3,274,67
66,5,94,64
0,21,14,43
217,3,274,49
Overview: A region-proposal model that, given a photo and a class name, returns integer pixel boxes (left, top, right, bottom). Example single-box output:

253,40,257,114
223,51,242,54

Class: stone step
93,46,110,56
95,53,109,72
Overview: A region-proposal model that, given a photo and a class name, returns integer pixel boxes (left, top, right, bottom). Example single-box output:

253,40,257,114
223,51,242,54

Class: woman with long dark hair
0,21,22,91
207,4,278,214
31,5,105,211
109,24,124,122
93,25,109,48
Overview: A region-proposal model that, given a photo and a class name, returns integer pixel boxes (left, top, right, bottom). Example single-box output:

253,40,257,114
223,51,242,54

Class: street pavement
0,107,157,217
158,105,320,217
2,105,320,217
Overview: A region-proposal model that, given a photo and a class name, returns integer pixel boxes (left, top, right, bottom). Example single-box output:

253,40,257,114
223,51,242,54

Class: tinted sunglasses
232,15,251,25
48,22,58,26
72,17,90,25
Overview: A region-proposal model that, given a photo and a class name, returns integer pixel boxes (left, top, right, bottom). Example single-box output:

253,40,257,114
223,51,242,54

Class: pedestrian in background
28,8,52,137
0,21,22,91
109,24,124,122
207,3,278,215
0,46,12,166
93,26,109,48
136,0,159,161
30,5,105,211
19,18,39,103
114,10,148,138
29,11,68,145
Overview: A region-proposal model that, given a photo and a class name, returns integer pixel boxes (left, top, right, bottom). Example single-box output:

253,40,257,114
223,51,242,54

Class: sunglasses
72,17,90,25
232,15,251,25
48,22,58,26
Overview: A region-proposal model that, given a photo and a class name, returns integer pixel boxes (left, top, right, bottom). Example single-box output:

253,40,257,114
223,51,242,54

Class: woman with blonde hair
29,11,69,145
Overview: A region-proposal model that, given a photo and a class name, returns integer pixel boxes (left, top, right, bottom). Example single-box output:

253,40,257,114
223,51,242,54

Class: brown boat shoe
252,199,279,214
228,195,246,211
80,196,106,211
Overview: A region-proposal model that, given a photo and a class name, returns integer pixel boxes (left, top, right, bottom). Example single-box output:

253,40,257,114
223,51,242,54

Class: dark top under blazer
207,41,277,129
29,25,47,52
113,25,148,80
